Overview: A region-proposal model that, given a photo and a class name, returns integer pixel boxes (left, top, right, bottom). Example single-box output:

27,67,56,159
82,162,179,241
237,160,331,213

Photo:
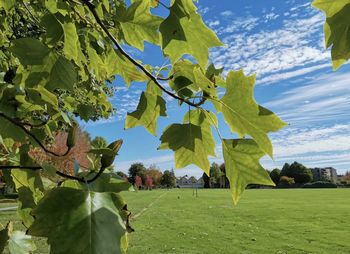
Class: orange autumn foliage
29,128,91,176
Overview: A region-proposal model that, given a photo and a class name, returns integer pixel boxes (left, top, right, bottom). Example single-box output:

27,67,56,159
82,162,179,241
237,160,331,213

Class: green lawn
1,189,350,253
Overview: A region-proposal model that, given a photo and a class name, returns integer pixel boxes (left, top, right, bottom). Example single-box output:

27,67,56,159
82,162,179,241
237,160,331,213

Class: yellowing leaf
221,70,286,157
62,21,80,62
313,0,350,69
160,0,223,68
125,82,167,135
117,0,163,50
222,139,275,205
159,123,215,175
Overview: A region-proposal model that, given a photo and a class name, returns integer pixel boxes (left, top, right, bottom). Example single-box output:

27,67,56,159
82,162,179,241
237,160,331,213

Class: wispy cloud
265,72,350,124
210,3,331,84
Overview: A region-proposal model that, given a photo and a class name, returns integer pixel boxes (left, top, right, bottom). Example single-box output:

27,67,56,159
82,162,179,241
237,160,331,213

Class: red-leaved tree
135,175,142,189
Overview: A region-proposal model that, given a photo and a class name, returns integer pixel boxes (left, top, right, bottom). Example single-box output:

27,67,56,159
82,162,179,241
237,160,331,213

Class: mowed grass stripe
0,189,349,253
123,189,350,254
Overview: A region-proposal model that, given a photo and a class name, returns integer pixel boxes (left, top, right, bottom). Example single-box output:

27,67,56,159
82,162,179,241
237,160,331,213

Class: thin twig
79,0,206,108
0,112,70,157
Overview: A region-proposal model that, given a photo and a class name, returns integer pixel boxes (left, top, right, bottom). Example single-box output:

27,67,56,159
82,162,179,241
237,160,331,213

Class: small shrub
302,181,337,188
278,176,295,188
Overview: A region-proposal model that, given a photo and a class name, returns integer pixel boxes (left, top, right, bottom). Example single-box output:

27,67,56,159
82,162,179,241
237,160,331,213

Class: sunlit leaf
160,0,223,68
222,139,275,205
312,0,350,69
125,82,167,135
221,70,286,157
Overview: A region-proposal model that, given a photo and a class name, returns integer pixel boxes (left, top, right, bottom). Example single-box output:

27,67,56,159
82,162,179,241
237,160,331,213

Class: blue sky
81,0,350,178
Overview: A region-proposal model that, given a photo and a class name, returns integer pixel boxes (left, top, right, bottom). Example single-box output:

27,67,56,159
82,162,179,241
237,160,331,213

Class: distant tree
210,162,221,187
116,171,128,179
202,173,210,188
219,163,230,188
29,127,91,176
90,136,108,149
145,175,153,190
344,171,350,182
128,163,146,184
278,176,295,187
146,164,163,186
269,168,281,185
189,176,197,184
161,170,176,188
135,175,142,189
280,161,312,184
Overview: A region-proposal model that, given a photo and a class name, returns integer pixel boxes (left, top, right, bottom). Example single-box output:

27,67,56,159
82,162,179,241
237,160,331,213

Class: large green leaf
159,0,223,68
125,82,167,135
28,187,129,254
10,38,50,65
312,0,350,69
117,0,163,50
222,139,275,205
221,70,286,157
159,122,215,175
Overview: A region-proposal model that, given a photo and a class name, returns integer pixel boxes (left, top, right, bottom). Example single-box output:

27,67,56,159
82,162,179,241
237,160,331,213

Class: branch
0,112,70,157
79,0,206,108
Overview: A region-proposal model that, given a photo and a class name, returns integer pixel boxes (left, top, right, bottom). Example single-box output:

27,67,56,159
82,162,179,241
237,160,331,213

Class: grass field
1,188,350,253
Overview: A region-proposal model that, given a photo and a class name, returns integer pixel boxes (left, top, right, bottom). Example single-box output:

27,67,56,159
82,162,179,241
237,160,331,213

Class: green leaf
222,139,275,205
10,38,50,65
312,0,350,69
0,222,36,254
62,172,134,193
0,116,26,142
28,187,130,254
125,82,167,135
41,14,64,45
34,85,59,107
221,70,286,157
46,55,77,91
62,21,80,62
41,162,57,178
183,109,218,128
159,123,215,175
8,231,36,254
160,0,223,68
0,225,9,253
108,49,147,86
117,0,163,50
11,169,44,228
169,60,198,98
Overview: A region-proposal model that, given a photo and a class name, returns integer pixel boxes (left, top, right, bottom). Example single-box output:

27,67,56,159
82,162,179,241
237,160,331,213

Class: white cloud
220,10,233,17
208,20,220,28
264,72,350,124
210,5,330,85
